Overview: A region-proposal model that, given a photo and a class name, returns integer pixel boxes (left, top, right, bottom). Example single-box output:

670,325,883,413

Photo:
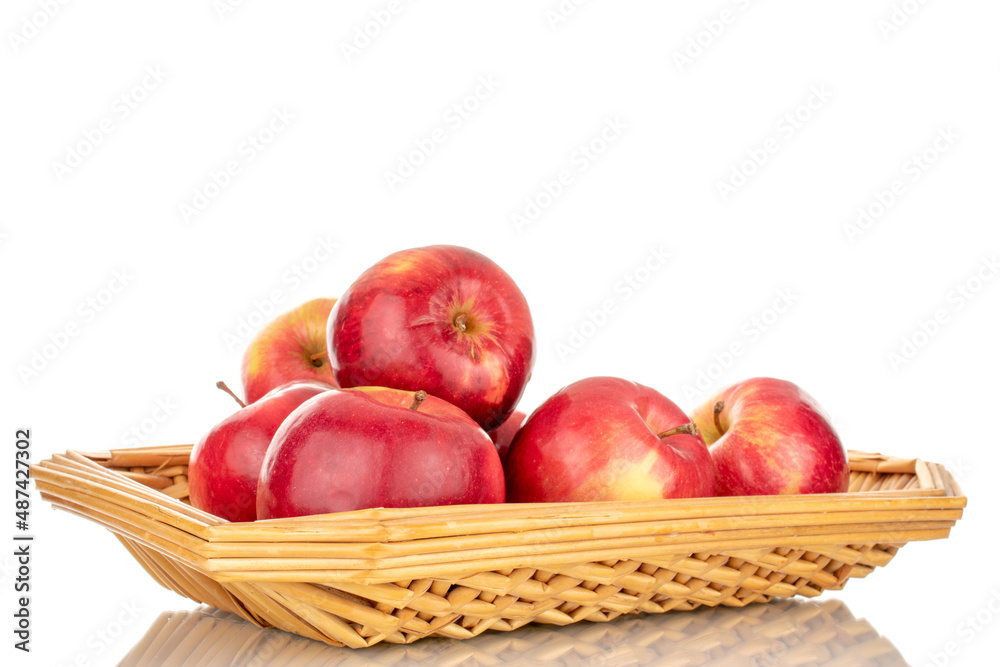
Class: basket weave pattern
33,446,965,648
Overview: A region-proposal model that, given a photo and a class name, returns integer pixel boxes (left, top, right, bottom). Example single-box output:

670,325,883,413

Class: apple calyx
452,310,487,337
713,400,725,435
447,303,498,362
449,301,492,338
408,390,428,411
309,350,327,368
216,381,247,409
656,421,699,439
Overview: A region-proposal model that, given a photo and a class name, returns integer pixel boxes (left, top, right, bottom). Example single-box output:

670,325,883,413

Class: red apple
487,409,526,465
327,245,534,431
257,387,506,519
188,380,333,522
505,377,715,502
690,377,850,496
241,297,338,404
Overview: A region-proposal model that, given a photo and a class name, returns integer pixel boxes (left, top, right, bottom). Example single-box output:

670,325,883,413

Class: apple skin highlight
504,376,715,503
257,387,506,519
327,245,535,432
241,297,339,404
691,377,850,496
189,380,334,522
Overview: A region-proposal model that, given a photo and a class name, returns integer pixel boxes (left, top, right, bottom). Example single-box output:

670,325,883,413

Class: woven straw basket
33,445,965,649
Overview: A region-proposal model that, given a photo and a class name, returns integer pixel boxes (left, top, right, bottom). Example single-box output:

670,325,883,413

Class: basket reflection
119,597,905,666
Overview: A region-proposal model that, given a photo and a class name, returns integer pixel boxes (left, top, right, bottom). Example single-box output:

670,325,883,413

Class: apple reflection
119,598,905,666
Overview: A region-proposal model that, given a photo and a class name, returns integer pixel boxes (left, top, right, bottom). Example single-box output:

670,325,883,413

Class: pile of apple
189,245,849,523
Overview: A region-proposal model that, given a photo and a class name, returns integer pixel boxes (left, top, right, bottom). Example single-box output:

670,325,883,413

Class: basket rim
31,444,967,585
32,444,968,532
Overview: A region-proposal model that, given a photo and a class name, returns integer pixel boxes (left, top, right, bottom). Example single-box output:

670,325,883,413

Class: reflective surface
118,598,906,666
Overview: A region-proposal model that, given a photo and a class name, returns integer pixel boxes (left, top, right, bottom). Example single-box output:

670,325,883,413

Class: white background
3,1,998,665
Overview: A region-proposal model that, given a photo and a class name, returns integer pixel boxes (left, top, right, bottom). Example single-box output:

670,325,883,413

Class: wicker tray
32,445,965,649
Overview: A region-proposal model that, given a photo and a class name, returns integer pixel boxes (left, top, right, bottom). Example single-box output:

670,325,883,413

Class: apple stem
309,350,327,367
453,313,468,332
408,390,427,411
216,381,246,409
657,421,699,439
713,400,725,434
